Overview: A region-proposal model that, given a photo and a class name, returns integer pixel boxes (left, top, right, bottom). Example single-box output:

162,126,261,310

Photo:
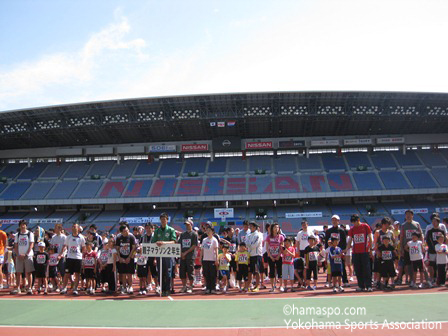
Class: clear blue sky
1,0,447,111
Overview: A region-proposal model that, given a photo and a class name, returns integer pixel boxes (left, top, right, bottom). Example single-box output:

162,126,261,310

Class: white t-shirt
261,231,268,254
407,240,424,261
15,231,34,257
50,233,67,256
296,228,314,251
202,237,219,261
65,234,86,260
98,248,117,265
435,244,448,265
425,223,447,236
246,231,263,257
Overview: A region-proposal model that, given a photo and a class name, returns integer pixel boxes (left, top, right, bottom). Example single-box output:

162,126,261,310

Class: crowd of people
0,209,447,297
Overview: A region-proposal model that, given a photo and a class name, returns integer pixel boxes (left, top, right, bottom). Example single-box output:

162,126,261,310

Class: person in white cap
179,219,198,293
325,215,349,286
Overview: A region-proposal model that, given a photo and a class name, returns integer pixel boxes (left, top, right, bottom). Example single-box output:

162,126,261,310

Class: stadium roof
1,91,448,150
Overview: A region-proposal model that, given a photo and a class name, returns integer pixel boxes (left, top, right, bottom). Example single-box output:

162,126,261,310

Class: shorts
137,265,149,278
84,268,95,279
229,259,237,272
16,256,35,273
331,270,342,277
236,264,249,281
427,254,437,268
412,259,424,272
48,265,58,278
293,258,304,271
8,263,15,274
117,260,135,274
249,256,263,274
380,261,396,278
35,267,47,279
65,258,82,275
282,264,294,281
147,257,158,277
263,252,269,264
179,258,194,281
219,270,230,278
373,258,381,273
306,261,318,281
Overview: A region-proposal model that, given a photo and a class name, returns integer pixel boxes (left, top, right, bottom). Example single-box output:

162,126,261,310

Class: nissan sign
181,144,209,152
245,141,273,150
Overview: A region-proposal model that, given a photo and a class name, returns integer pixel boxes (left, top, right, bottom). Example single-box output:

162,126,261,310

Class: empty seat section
134,161,160,176
417,151,447,168
298,156,322,171
110,160,138,178
98,180,128,198
327,173,355,191
353,172,383,190
228,157,247,174
0,182,31,200
393,151,423,167
158,159,183,177
183,158,207,175
87,161,115,177
207,158,227,174
17,163,48,180
274,156,297,174
63,162,90,179
203,178,224,195
379,171,410,189
150,178,177,197
0,163,27,179
370,152,397,169
22,182,55,200
249,156,272,173
47,181,78,199
405,171,438,188
0,184,7,195
345,153,372,169
71,181,102,198
431,168,448,187
321,154,347,171
94,211,123,223
249,176,273,194
40,163,70,179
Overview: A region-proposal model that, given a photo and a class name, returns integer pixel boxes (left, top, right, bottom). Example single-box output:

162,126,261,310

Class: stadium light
317,106,344,115
280,106,308,116
172,109,200,120
243,106,272,117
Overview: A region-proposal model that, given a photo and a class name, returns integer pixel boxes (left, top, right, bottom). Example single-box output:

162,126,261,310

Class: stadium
0,90,447,335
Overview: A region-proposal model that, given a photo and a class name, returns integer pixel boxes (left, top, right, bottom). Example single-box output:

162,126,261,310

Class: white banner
376,137,405,144
148,144,177,153
214,208,234,219
436,208,448,213
141,243,181,257
286,212,323,218
29,218,64,225
0,219,22,225
119,217,170,224
343,138,372,146
310,140,340,147
391,208,428,215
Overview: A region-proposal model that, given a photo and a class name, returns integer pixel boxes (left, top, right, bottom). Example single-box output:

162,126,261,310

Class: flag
210,122,216,127
217,121,225,127
227,120,236,127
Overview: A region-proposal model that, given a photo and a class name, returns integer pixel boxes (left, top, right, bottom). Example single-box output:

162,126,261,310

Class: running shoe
73,290,79,296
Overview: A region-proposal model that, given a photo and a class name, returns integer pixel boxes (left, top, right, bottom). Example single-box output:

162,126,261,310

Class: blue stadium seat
405,171,438,188
370,152,397,169
207,158,227,174
109,160,138,179
99,180,128,198
158,159,183,177
416,151,447,168
17,163,48,180
353,172,383,190
393,151,423,167
379,171,410,189
123,180,153,197
40,163,70,179
46,181,78,199
63,162,90,179
430,168,448,187
150,178,177,197
71,181,102,198
134,161,160,176
300,175,328,192
0,182,31,200
321,154,347,171
274,155,297,174
297,156,322,171
183,158,207,175
327,173,355,191
203,178,224,195
345,152,372,169
21,182,55,200
248,176,273,194
228,157,247,174
249,156,272,173
87,161,115,177
0,163,27,179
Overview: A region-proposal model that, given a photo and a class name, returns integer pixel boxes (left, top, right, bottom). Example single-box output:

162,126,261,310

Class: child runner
193,241,202,287
99,238,117,294
377,236,397,289
235,242,250,292
294,256,305,289
34,242,49,295
281,238,295,292
217,244,231,293
82,242,98,295
48,245,60,292
329,238,344,293
135,246,148,295
304,235,320,290
434,235,448,286
406,232,426,288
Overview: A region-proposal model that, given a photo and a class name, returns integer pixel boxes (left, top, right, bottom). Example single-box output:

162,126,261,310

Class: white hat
38,242,46,247
331,215,340,220
184,219,194,226
394,221,400,225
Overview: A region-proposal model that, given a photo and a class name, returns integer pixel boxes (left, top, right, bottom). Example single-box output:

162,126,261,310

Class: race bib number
49,255,59,266
19,237,28,246
301,233,309,241
220,257,228,266
137,256,147,265
203,241,211,250
230,243,237,253
182,239,191,249
382,251,392,260
269,246,280,256
410,246,419,255
36,254,46,264
309,252,318,261
284,255,293,262
84,257,95,266
406,230,417,240
120,244,130,256
69,246,78,254
331,233,340,240
354,234,365,244
238,254,248,263
100,252,109,264
432,232,442,241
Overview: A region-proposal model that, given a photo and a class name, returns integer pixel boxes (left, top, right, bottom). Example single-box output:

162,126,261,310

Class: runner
295,220,313,258
265,222,284,292
11,220,34,295
179,219,198,294
60,223,85,296
246,221,263,292
115,224,137,294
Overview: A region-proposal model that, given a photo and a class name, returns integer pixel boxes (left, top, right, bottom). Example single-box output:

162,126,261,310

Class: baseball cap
308,234,316,240
393,221,400,225
184,219,193,226
249,221,259,227
193,227,199,231
331,215,340,220
38,242,45,247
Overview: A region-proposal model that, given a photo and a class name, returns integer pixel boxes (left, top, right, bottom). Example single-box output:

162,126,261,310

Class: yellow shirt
235,251,250,265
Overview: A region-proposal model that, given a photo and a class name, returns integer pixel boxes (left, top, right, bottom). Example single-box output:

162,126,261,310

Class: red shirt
348,223,372,254
83,251,97,269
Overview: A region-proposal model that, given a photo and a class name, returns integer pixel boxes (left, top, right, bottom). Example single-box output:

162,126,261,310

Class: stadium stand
109,160,138,179
274,155,297,174
370,152,397,170
40,163,70,179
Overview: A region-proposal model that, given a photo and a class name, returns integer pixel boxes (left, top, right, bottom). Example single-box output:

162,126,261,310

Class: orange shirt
0,230,7,255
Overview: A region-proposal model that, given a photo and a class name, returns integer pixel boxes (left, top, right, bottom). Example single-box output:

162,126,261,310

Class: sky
1,0,447,111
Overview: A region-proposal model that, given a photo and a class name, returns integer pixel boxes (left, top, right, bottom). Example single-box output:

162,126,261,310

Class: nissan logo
222,139,231,147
